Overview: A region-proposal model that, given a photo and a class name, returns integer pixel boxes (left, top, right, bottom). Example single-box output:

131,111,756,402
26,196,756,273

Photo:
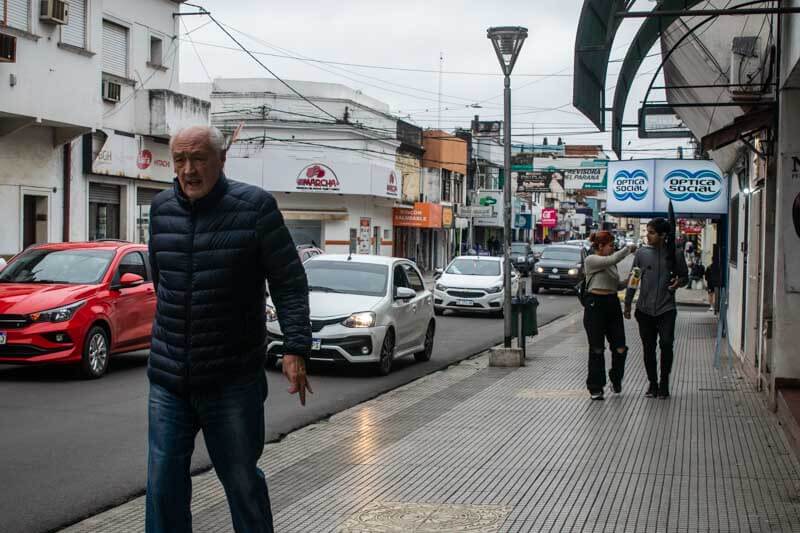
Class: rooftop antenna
438,51,443,130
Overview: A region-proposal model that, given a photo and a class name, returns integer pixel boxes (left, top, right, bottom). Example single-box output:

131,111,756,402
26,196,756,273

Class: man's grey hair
170,126,227,155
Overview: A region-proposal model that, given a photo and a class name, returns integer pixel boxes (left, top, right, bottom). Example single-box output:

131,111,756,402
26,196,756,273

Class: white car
266,255,435,376
433,256,519,316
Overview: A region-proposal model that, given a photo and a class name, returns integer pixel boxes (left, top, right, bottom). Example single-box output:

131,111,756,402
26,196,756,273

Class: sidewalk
62,311,800,532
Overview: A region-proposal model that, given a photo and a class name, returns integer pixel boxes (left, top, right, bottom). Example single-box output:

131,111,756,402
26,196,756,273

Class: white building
199,78,403,256
0,0,208,258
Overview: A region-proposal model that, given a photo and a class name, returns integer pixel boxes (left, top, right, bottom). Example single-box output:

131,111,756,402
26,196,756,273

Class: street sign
459,205,494,218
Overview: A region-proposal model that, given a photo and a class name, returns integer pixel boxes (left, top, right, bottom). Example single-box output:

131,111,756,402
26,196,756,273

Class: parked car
434,256,519,317
532,245,585,293
511,242,536,275
266,255,435,376
297,244,324,262
564,239,592,252
0,241,156,378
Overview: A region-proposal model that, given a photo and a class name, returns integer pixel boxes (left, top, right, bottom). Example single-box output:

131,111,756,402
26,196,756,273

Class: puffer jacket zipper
186,206,196,380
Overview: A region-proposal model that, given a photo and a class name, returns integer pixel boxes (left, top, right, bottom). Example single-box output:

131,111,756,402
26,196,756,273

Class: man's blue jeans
145,371,273,533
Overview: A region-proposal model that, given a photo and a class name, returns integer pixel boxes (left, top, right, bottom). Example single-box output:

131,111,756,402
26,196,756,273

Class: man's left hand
283,354,313,406
668,277,682,291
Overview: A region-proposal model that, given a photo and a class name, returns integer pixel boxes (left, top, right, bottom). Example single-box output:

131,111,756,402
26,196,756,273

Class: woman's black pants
583,294,627,393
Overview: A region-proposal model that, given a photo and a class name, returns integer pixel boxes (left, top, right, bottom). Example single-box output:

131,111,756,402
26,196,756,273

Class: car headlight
568,268,580,276
535,266,545,274
435,283,448,292
486,284,503,294
265,305,278,323
342,311,376,328
28,301,86,323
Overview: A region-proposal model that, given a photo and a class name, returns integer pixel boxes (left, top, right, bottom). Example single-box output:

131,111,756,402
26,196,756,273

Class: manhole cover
517,389,586,399
338,502,510,532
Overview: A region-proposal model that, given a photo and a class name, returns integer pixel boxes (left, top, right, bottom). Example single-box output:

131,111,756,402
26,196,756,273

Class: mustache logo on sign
663,169,723,203
612,169,649,202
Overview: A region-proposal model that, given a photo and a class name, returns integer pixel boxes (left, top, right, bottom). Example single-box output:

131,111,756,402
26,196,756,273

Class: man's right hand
282,354,313,406
623,306,632,320
627,243,638,253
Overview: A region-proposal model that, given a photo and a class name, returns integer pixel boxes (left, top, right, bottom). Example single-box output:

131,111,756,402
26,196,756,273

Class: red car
0,241,156,378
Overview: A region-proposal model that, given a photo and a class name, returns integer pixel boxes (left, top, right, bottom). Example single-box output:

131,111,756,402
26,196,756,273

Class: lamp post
487,26,528,349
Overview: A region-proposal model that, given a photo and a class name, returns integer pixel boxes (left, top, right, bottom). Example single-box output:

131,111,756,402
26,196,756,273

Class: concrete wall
397,151,421,203
726,170,747,359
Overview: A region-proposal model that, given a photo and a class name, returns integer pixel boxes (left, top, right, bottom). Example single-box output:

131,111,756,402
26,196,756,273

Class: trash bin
511,295,539,337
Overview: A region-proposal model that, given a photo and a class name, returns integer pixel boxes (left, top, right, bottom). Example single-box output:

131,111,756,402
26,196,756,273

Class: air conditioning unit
730,36,766,101
40,0,69,25
102,80,122,103
0,34,17,63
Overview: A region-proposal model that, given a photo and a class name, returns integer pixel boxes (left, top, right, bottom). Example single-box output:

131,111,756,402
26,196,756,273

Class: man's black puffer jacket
147,174,311,394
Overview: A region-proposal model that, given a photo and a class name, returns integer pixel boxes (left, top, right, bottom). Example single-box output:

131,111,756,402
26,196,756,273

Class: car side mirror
395,287,416,300
433,268,443,280
116,273,144,290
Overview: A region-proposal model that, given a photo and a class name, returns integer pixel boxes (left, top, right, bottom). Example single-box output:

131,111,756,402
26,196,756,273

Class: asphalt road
0,292,580,533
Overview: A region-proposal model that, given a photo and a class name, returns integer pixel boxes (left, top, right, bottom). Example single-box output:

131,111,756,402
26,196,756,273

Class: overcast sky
178,0,688,158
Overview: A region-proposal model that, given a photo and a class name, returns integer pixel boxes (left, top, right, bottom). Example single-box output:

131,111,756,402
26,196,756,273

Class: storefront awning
573,0,704,155
282,210,349,221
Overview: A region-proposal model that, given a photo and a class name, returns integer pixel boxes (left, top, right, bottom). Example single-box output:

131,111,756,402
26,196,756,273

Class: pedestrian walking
624,218,688,399
583,231,637,400
145,126,312,533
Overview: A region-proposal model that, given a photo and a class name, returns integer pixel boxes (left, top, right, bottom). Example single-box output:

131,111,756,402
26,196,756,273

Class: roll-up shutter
136,187,164,207
62,0,87,48
102,20,128,78
7,0,30,31
89,183,121,205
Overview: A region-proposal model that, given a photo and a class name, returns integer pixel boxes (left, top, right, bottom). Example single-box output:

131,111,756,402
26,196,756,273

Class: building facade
0,0,208,258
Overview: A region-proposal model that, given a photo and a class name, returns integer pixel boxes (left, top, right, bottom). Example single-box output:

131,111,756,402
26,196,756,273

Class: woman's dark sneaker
590,390,605,401
645,383,659,398
658,381,670,399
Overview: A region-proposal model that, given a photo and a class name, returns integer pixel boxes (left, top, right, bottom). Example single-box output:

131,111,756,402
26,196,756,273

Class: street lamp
487,26,527,349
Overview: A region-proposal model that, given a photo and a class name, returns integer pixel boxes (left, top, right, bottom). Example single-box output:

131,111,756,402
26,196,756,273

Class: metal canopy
610,0,705,158
572,0,630,131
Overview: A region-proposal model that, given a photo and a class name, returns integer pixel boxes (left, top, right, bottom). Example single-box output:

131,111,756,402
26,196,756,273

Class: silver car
266,255,435,376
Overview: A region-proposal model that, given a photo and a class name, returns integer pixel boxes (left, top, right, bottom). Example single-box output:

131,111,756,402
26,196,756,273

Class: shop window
136,187,166,244
89,183,121,241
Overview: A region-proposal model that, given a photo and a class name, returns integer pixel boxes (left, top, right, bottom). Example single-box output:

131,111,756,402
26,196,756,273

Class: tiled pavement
62,310,800,532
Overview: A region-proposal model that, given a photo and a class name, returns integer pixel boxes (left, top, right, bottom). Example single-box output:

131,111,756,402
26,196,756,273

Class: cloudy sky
178,0,689,158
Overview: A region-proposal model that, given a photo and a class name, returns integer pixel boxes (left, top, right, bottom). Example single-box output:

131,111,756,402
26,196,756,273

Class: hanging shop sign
442,207,454,228
607,159,727,216
91,129,173,182
472,190,503,227
516,170,564,193
678,219,704,235
392,203,443,229
564,167,607,191
541,208,558,227
515,214,532,230
458,205,494,218
358,218,372,254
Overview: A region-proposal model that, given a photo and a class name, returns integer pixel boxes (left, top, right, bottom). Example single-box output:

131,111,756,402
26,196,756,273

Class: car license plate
548,274,561,279
456,299,474,306
0,332,5,345
312,338,322,351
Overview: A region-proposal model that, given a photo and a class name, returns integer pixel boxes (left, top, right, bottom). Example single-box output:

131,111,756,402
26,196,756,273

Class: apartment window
149,35,163,66
442,170,452,202
6,0,29,31
102,20,129,78
61,0,87,48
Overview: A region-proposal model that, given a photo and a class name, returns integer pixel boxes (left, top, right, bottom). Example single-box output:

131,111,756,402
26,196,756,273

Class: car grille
0,315,30,329
539,267,576,276
446,290,485,299
0,344,57,357
310,317,346,332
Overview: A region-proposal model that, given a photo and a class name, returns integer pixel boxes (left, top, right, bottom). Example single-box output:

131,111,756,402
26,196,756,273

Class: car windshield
305,261,388,297
511,244,529,254
540,248,582,262
446,258,501,276
0,248,115,284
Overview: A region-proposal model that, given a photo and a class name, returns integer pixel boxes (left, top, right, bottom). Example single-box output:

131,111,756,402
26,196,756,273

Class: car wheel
376,329,395,376
414,321,435,362
81,325,110,379
434,307,444,316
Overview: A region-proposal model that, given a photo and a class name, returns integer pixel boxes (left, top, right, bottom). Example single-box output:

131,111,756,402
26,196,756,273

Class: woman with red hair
583,231,637,400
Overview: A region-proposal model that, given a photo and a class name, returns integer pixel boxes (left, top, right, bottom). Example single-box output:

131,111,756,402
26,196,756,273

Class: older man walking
146,126,312,532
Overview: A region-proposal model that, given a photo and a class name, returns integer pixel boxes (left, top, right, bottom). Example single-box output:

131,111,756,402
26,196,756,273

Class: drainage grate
338,502,510,533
